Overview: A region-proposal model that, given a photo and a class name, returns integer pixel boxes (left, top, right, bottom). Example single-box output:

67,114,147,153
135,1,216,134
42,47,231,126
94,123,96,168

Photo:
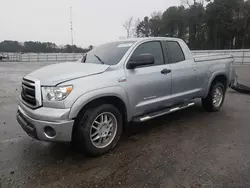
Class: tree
162,6,188,40
88,45,94,50
187,2,206,49
233,0,250,48
0,40,90,53
149,11,163,37
243,0,250,48
206,0,244,49
136,16,151,37
123,17,134,38
135,0,249,50
0,41,22,52
181,0,207,7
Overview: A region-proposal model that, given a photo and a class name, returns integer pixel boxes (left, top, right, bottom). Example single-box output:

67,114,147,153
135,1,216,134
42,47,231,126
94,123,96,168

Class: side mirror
127,54,154,69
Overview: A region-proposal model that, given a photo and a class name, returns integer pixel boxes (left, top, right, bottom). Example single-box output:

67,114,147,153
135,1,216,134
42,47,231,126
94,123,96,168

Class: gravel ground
0,61,250,188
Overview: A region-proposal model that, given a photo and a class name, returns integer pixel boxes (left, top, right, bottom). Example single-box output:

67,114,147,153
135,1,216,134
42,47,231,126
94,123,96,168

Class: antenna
70,6,74,46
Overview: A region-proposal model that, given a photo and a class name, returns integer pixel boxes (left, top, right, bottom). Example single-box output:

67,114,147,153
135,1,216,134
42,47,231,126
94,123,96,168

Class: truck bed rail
194,54,234,62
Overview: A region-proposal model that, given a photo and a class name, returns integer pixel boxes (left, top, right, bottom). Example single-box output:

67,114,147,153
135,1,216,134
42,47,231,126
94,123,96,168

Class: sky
0,0,179,47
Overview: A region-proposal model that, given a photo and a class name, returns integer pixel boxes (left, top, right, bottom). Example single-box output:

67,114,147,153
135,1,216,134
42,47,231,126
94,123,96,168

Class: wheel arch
204,72,228,98
69,87,131,124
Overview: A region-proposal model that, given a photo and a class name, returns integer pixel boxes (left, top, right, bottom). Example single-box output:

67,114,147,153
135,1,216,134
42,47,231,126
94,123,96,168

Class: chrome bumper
17,105,74,142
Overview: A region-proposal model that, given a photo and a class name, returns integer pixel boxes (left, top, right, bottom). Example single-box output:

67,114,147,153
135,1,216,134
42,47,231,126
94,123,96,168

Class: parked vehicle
0,54,8,61
16,37,235,156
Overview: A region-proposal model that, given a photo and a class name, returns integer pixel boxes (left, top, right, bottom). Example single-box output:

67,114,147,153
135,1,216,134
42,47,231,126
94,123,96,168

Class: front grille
21,78,36,107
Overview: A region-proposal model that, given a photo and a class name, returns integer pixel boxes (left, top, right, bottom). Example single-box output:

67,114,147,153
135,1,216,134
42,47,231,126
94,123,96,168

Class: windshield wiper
93,54,105,64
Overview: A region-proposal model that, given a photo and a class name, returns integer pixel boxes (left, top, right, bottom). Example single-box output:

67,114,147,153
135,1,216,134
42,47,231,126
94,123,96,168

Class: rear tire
73,104,123,157
202,82,225,112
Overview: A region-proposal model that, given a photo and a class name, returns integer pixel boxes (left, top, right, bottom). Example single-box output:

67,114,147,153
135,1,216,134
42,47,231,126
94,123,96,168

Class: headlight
41,85,73,101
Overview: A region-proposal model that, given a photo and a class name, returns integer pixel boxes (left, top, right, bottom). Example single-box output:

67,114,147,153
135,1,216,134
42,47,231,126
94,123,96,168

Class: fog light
44,126,56,138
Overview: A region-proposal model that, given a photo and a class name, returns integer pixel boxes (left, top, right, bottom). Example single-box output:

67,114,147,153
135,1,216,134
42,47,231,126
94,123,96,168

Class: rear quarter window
166,41,185,63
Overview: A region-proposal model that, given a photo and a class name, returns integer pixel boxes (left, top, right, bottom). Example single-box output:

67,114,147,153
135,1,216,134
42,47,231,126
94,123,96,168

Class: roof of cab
117,37,182,43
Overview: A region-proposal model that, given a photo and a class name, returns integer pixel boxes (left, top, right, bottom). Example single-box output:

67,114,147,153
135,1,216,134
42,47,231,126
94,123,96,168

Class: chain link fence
192,49,250,64
1,50,250,64
0,53,84,62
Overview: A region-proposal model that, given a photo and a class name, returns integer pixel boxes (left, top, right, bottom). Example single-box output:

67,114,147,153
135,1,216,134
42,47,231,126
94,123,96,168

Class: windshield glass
80,41,135,65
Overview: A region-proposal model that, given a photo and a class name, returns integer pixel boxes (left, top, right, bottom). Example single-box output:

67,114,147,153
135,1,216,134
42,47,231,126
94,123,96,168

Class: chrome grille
21,78,36,107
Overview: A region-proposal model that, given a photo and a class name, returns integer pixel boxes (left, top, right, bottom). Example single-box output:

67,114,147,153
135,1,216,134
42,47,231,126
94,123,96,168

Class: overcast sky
0,0,179,47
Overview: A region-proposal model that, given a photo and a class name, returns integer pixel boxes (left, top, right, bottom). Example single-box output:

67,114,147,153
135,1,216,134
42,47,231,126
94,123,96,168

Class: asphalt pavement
0,62,250,188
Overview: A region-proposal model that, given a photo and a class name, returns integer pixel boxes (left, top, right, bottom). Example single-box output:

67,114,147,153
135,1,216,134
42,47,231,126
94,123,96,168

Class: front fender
204,70,228,98
68,86,132,121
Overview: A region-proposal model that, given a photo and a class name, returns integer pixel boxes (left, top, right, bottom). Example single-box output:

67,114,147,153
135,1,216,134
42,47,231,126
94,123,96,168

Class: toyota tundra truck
17,37,235,156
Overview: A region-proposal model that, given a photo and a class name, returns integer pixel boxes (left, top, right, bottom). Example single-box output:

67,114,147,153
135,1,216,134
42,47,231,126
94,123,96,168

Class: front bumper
16,105,74,142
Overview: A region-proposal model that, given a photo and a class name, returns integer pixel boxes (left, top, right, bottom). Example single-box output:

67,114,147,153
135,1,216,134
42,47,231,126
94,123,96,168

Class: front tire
73,104,123,156
202,82,225,112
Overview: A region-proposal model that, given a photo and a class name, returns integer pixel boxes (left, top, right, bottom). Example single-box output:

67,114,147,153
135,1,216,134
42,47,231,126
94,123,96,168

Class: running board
132,102,195,123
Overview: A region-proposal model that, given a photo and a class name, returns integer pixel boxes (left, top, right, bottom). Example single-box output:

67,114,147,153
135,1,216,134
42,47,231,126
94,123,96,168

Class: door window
166,41,185,63
130,41,164,67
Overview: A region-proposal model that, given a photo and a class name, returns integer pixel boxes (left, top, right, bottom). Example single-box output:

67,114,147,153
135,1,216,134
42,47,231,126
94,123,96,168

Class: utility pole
70,6,74,47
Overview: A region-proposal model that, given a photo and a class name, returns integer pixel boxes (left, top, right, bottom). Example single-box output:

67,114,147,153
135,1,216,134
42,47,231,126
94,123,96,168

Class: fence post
242,51,245,64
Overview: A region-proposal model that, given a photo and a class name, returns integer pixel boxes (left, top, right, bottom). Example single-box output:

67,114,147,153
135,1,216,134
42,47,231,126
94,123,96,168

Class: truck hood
27,62,110,85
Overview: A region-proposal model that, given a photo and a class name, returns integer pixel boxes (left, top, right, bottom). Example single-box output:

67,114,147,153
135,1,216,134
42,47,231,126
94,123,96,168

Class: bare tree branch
123,17,134,38
181,0,205,7
181,0,191,7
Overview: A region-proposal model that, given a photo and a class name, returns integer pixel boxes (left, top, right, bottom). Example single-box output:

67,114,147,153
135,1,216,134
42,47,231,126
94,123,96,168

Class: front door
123,41,172,117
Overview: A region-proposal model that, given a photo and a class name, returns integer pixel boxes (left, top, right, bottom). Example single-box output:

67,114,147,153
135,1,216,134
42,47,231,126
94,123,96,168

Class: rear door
123,40,172,117
164,41,200,104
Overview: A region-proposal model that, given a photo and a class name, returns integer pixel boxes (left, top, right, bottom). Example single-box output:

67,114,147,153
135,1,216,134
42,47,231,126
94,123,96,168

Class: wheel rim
213,87,223,108
90,112,118,149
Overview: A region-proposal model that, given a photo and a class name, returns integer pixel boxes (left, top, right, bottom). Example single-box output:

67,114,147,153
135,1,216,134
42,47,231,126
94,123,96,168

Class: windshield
79,41,135,65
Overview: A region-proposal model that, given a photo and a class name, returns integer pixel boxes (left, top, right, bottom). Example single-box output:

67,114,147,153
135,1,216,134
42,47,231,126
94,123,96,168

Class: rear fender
204,71,228,98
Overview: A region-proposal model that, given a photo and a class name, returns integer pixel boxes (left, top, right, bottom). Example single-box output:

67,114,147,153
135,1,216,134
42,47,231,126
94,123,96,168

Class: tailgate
194,54,234,62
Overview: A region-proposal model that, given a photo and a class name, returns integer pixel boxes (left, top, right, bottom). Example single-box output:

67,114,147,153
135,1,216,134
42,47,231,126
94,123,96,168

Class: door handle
161,68,171,74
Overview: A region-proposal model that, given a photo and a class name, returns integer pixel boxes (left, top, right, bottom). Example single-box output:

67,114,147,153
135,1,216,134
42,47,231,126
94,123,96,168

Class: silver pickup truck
17,37,234,156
